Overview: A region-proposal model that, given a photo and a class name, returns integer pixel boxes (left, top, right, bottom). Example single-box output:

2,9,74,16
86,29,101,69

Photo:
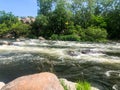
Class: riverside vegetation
0,0,120,42
60,80,91,90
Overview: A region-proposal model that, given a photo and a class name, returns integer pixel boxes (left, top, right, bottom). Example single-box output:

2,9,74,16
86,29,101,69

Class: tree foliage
0,0,119,41
0,11,31,38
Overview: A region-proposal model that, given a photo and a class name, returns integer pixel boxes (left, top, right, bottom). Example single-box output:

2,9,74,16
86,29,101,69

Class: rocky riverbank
0,72,99,90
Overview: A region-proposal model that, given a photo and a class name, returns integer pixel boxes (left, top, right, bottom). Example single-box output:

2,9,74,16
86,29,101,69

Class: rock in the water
38,36,45,40
0,82,5,89
67,51,78,56
2,41,12,45
1,72,64,90
81,49,91,54
2,33,14,39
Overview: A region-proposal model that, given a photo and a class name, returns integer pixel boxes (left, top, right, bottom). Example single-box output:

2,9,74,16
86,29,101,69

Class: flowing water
0,39,120,90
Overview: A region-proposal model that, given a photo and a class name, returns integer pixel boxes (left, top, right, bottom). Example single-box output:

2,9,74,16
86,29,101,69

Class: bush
50,34,59,40
83,26,108,42
59,34,80,41
50,34,80,41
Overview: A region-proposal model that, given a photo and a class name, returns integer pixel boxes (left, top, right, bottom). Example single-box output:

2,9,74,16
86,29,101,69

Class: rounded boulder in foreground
1,72,64,90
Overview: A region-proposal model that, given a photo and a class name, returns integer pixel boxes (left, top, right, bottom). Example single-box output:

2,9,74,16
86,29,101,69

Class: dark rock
81,49,91,54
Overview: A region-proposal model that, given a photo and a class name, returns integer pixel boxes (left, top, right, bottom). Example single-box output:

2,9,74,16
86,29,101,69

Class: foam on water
105,70,120,77
0,39,120,64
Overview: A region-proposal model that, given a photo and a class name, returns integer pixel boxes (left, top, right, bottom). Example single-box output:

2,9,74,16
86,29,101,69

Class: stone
2,41,12,45
38,36,45,40
1,72,64,90
2,33,13,39
81,49,91,54
91,87,100,90
60,78,76,90
0,82,5,89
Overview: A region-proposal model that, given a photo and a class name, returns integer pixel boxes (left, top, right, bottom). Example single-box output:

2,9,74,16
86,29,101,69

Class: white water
0,39,120,89
0,39,120,63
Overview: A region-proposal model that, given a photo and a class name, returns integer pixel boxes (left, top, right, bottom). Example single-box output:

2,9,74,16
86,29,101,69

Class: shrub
83,26,108,42
59,34,80,41
50,34,80,41
50,34,59,40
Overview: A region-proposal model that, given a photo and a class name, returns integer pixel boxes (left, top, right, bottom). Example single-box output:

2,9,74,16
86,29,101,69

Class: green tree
84,26,108,42
106,9,120,39
31,15,49,37
0,11,18,36
49,0,73,35
0,23,9,35
10,22,31,38
37,0,54,15
0,11,31,38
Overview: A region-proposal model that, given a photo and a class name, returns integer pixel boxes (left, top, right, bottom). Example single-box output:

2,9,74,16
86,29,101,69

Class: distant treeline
0,0,120,42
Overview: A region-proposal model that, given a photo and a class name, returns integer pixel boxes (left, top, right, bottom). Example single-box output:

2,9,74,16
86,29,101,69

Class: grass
76,81,91,90
60,79,91,90
60,80,69,90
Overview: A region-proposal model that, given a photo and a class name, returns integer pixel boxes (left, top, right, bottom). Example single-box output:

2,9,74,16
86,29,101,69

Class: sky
0,0,38,17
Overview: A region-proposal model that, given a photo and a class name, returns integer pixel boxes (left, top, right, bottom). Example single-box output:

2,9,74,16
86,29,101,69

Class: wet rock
38,36,45,40
16,39,21,42
0,82,5,89
17,37,26,41
2,34,14,39
1,72,64,90
81,49,91,54
1,41,12,45
67,51,78,56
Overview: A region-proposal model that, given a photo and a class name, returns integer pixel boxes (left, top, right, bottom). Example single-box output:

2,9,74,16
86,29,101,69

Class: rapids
0,39,120,90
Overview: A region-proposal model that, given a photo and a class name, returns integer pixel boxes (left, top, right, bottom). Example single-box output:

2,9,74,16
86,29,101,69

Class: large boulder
0,82,5,89
1,72,64,90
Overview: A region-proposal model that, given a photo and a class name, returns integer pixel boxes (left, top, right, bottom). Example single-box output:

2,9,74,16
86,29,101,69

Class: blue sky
0,0,37,17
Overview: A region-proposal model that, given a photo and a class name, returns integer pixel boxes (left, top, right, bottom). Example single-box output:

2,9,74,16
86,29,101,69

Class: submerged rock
1,72,64,90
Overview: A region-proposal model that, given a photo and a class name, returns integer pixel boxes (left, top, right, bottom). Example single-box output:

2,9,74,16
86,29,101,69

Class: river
0,39,120,90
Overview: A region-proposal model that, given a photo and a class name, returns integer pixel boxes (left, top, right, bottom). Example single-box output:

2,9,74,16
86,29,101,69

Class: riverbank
0,72,100,90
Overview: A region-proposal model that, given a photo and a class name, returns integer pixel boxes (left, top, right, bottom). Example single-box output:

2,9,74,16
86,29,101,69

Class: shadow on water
106,52,120,57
